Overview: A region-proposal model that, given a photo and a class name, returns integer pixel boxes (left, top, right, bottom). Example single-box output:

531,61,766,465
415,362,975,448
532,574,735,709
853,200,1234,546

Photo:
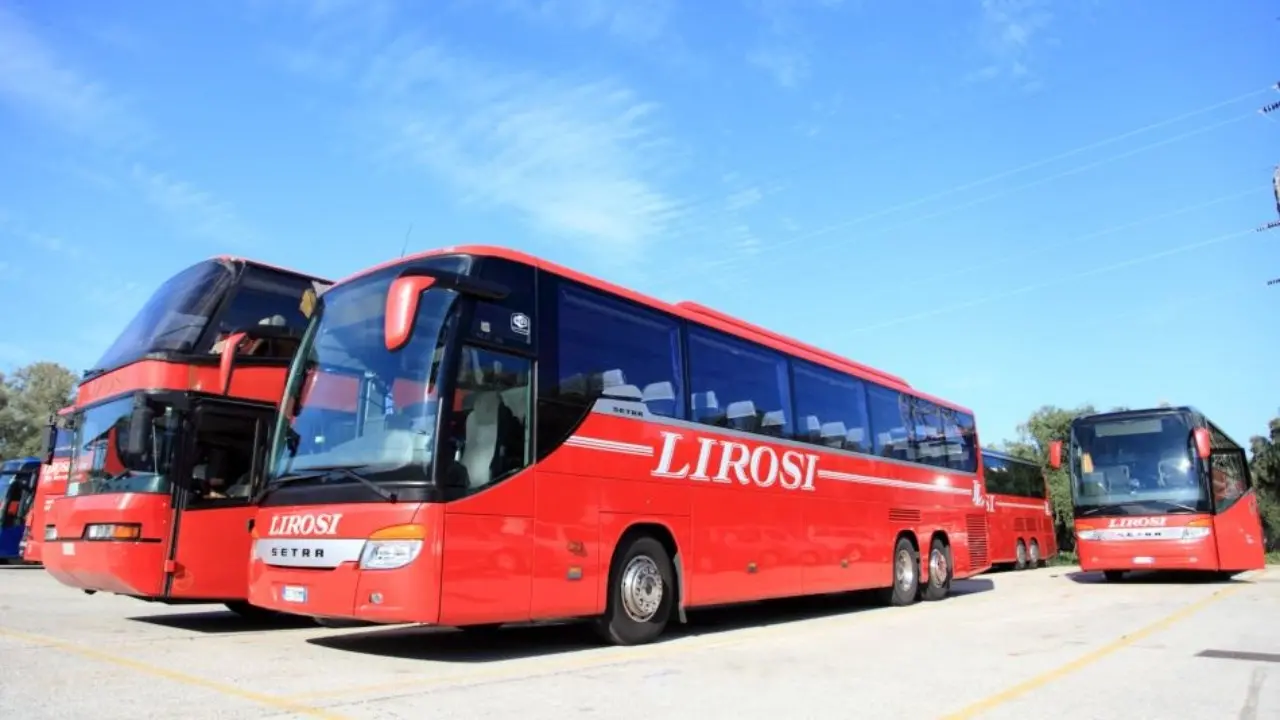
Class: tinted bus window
218,266,325,334
866,384,910,460
790,360,871,453
554,283,684,419
687,327,792,437
942,409,978,473
908,397,948,468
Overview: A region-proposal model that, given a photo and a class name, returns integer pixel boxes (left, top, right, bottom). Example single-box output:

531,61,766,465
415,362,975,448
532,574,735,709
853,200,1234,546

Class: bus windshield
1070,413,1209,516
66,396,175,497
88,260,234,374
267,265,464,489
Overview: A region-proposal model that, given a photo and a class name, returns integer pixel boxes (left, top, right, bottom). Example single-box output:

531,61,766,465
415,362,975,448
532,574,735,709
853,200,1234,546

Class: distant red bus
1050,406,1265,581
247,246,992,645
20,409,73,564
42,257,330,616
980,449,1056,570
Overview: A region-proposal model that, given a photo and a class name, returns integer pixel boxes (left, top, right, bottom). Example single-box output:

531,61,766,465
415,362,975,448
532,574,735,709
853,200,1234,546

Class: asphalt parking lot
1,564,1277,719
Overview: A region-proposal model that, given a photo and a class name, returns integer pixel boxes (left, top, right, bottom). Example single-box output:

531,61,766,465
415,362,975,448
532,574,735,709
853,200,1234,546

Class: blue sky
0,0,1277,448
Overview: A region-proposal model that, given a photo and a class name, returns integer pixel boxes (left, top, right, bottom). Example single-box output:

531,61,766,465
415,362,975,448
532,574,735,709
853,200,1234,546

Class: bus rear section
981,449,1056,569
1050,407,1265,580
42,256,329,612
22,414,73,565
248,247,992,645
1,457,41,563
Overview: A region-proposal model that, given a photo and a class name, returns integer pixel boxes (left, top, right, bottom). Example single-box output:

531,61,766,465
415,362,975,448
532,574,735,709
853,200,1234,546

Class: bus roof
980,447,1041,466
212,255,332,284
0,457,41,473
337,244,974,415
1073,406,1200,425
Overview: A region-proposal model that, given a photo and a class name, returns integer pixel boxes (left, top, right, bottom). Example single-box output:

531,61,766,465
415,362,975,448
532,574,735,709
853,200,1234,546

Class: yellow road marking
0,627,351,720
939,569,1266,720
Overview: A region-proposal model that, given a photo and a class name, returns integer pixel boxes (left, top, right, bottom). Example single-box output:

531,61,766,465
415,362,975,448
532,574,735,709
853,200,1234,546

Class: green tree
1248,416,1280,550
0,361,77,460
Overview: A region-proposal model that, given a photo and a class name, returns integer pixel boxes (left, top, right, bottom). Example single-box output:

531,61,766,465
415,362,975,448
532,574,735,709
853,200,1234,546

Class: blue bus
1,457,41,562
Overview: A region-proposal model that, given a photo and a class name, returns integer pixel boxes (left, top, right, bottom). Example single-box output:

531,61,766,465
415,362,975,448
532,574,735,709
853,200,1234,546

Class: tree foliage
1248,416,1280,549
0,362,77,460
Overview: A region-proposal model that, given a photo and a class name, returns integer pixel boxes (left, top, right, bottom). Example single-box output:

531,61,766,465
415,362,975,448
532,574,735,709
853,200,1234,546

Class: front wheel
921,537,952,602
594,535,675,646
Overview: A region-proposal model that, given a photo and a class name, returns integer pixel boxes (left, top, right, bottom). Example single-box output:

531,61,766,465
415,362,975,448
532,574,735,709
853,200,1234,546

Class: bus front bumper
42,539,168,596
1075,534,1219,573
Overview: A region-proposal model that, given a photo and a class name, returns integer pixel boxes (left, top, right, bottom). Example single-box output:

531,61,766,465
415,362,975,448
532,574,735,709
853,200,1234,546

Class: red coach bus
980,449,1056,570
1049,406,1265,581
20,409,73,564
247,246,992,645
42,257,330,617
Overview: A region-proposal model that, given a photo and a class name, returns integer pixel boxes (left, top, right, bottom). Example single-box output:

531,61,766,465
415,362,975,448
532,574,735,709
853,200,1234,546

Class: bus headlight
1077,529,1100,541
359,524,426,570
84,523,141,541
44,525,56,541
1180,526,1211,540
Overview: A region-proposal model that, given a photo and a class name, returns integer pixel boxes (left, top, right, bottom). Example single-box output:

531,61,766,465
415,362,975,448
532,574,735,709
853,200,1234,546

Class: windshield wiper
256,467,398,503
1077,506,1115,517
1141,499,1199,513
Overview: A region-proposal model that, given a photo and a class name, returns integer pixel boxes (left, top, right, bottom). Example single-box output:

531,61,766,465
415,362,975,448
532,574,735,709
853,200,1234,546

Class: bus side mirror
1193,427,1212,460
218,332,248,395
385,276,437,352
1047,440,1062,470
39,419,58,465
125,399,155,457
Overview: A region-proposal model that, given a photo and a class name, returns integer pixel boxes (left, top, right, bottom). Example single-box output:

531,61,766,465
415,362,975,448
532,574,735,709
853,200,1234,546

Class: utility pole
1261,83,1280,285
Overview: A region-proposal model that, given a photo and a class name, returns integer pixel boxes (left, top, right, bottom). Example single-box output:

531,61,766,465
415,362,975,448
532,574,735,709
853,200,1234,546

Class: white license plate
61,542,74,556
281,585,307,604
1132,556,1154,565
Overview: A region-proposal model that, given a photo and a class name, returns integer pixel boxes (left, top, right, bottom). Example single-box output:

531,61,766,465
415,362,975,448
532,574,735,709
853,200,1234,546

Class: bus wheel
1103,570,1125,582
1014,540,1028,570
921,537,952,602
879,536,920,606
595,535,674,646
224,601,279,622
1028,540,1041,568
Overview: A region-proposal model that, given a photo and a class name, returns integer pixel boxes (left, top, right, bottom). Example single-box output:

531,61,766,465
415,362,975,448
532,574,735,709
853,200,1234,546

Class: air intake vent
966,513,989,569
888,508,921,524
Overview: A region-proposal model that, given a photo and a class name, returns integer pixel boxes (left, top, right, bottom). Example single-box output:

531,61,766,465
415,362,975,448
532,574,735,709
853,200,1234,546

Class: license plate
281,585,307,604
1133,556,1154,565
61,542,74,556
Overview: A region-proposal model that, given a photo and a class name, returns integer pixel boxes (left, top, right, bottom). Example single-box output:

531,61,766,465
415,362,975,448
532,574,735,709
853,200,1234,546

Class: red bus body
980,449,1057,569
41,257,330,610
1054,407,1265,580
247,246,992,643
20,409,73,564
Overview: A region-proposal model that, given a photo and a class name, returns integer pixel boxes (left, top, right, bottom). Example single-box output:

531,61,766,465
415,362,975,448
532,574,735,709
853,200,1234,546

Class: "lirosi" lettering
651,431,818,491
268,513,344,536
1107,516,1168,528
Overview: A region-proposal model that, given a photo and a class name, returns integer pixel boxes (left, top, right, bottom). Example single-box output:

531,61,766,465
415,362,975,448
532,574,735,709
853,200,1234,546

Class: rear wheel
1028,540,1041,568
594,535,675,646
1103,570,1126,582
1014,540,1028,570
921,537,952,602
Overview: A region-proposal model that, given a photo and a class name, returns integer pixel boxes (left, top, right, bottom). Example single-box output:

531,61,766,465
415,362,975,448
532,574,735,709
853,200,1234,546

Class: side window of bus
1209,450,1248,512
551,284,684,416
790,360,870,452
906,398,948,468
866,384,910,460
440,346,532,498
941,409,978,473
687,327,792,437
213,269,319,359
983,455,1009,494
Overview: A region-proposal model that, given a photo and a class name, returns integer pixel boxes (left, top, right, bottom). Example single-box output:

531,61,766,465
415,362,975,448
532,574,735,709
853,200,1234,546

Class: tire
1028,540,1041,568
921,537,952,602
224,601,280,621
594,535,675,646
1014,540,1028,571
1103,570,1125,582
878,536,920,606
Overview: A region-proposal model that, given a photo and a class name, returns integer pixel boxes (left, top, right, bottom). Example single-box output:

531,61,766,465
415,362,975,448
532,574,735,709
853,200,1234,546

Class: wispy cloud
131,165,259,248
498,0,677,44
967,0,1054,90
0,209,84,260
743,0,847,88
0,5,147,147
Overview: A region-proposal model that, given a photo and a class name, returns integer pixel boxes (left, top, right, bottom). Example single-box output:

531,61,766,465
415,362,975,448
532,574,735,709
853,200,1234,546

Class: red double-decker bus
42,257,330,617
246,246,992,644
1049,406,1265,581
20,408,73,564
980,449,1056,570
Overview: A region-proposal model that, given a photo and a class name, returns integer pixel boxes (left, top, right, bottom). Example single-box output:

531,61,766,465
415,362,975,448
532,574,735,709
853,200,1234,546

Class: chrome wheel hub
929,548,948,585
620,555,663,622
895,549,915,592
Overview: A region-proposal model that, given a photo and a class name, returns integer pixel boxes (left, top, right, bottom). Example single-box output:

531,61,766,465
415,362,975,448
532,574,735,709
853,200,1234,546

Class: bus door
165,399,275,600
1207,449,1266,572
